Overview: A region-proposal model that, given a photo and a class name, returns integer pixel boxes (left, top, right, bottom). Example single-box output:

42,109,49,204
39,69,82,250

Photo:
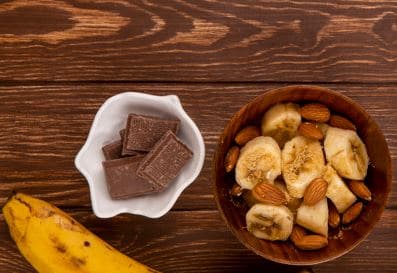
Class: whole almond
298,122,324,140
348,180,372,201
328,201,340,228
294,235,328,250
303,178,328,206
230,183,244,197
252,182,287,205
235,126,261,146
301,103,330,123
290,225,306,245
342,202,363,225
224,146,240,172
329,115,356,131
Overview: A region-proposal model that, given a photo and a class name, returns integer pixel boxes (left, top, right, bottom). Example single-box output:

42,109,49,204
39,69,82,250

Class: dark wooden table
0,1,396,272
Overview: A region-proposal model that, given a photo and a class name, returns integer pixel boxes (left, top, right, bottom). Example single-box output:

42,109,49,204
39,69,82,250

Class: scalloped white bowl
75,92,205,218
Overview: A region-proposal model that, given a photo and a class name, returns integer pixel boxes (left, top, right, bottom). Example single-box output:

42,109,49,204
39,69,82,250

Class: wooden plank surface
0,84,397,209
0,0,396,82
1,1,396,272
0,209,396,273
0,84,395,210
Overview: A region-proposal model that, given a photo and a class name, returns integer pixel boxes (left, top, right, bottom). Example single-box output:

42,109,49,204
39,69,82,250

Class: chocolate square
122,114,180,154
103,156,159,199
119,128,140,156
137,130,193,189
102,140,123,160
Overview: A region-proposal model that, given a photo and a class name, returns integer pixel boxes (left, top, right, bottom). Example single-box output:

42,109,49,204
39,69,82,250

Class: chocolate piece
122,148,140,157
122,114,180,153
102,140,123,160
137,130,193,189
120,128,141,156
119,129,126,140
120,128,140,157
103,156,159,199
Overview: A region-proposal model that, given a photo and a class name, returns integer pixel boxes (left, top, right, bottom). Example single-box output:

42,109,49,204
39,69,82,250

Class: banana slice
296,198,328,236
261,103,301,148
316,122,330,136
324,127,369,180
235,136,281,189
246,204,293,241
282,136,325,198
323,164,357,213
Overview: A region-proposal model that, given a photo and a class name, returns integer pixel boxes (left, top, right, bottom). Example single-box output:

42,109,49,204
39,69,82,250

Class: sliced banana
246,204,293,241
324,127,369,180
316,122,330,136
282,136,325,198
235,136,281,190
261,103,301,148
296,198,328,236
323,164,357,213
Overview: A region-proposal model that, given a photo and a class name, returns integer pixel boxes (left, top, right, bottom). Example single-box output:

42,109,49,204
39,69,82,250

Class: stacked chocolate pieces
102,114,193,200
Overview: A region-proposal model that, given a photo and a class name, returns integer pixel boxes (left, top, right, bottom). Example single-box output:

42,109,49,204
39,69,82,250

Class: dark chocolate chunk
137,130,193,189
122,114,180,153
103,156,159,199
102,140,123,160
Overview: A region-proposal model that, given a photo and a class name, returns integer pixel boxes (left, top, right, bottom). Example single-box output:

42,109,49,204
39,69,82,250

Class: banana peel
2,193,160,273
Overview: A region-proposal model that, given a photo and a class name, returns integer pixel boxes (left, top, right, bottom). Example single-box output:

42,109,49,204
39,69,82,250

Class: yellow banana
324,127,369,180
235,136,281,190
2,193,160,273
246,203,293,241
282,136,325,198
261,103,301,148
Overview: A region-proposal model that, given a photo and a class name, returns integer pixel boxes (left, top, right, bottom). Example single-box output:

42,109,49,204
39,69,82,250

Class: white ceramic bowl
75,92,205,218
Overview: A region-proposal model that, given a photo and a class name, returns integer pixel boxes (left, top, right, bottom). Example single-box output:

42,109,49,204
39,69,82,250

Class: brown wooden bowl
213,85,392,265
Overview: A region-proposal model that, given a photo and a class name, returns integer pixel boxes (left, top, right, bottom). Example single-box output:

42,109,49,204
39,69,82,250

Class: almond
230,183,244,197
301,103,330,123
328,201,340,228
294,235,328,250
252,182,287,205
342,202,363,225
329,115,356,131
303,178,328,206
298,122,324,140
235,126,261,146
290,225,306,245
224,146,240,172
348,180,372,201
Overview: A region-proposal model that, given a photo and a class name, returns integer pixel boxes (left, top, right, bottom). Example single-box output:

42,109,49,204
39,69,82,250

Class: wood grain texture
0,0,396,82
0,209,396,273
0,83,395,210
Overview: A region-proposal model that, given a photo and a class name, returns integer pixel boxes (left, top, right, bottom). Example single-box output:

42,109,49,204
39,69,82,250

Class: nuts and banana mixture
225,102,371,250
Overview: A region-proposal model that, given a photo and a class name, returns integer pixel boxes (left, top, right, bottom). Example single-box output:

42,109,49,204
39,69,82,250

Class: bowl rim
75,92,206,218
212,85,392,265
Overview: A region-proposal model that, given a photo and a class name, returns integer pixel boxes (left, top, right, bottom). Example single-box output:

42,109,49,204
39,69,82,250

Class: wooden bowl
213,85,392,265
